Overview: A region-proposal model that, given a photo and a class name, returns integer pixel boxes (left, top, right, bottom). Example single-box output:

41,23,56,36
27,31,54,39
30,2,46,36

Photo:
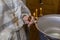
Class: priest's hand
23,15,34,27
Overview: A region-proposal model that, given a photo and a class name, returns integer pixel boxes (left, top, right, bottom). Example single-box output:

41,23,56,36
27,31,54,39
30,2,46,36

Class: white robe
0,0,31,40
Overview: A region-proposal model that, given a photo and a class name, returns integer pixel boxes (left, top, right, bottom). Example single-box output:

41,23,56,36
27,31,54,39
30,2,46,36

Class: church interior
0,0,60,40
26,0,60,40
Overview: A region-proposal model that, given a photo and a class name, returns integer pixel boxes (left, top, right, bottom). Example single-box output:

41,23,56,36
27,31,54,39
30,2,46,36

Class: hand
23,15,34,26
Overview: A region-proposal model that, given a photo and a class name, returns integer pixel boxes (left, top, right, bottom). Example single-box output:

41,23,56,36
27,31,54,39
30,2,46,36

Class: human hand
23,15,34,27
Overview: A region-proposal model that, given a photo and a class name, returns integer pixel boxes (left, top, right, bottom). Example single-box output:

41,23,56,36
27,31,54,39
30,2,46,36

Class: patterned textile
0,0,31,40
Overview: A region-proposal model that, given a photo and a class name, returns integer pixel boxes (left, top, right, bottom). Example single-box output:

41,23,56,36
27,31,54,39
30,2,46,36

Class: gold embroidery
12,13,19,26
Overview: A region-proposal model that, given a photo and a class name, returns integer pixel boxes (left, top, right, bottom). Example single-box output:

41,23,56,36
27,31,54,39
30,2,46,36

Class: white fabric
0,0,31,40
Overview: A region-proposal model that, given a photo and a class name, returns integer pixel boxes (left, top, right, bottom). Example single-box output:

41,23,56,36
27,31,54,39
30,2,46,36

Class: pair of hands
23,15,34,26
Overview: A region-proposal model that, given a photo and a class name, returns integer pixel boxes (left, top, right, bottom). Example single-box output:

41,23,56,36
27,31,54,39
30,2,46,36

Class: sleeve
18,0,31,17
0,28,12,40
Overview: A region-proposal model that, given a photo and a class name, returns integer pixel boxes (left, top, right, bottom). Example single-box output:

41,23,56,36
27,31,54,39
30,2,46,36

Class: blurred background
26,0,60,15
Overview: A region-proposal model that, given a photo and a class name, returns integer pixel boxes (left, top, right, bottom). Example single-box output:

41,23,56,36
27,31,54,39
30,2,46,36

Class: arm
18,0,31,17
18,1,35,26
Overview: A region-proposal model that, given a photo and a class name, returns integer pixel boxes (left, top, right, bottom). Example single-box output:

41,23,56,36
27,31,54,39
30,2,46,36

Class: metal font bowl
36,14,60,39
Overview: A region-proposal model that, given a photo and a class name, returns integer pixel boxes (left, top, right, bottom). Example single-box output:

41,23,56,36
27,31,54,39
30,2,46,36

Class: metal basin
36,14,60,39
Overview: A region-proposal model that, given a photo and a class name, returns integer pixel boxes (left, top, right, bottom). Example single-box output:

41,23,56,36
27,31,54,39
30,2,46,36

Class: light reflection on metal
36,14,60,39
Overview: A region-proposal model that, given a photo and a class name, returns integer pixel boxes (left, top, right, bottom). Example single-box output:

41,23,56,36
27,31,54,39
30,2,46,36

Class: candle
40,7,43,16
33,12,36,17
36,9,38,17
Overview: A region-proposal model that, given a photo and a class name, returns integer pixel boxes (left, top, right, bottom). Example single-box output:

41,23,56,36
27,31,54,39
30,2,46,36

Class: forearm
18,0,31,16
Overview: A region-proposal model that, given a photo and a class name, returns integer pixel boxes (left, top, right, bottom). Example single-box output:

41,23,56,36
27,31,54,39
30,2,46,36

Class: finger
23,16,29,21
30,16,34,22
24,20,30,24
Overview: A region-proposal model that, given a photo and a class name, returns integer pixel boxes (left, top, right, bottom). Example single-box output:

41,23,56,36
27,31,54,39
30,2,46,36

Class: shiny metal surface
36,14,60,39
